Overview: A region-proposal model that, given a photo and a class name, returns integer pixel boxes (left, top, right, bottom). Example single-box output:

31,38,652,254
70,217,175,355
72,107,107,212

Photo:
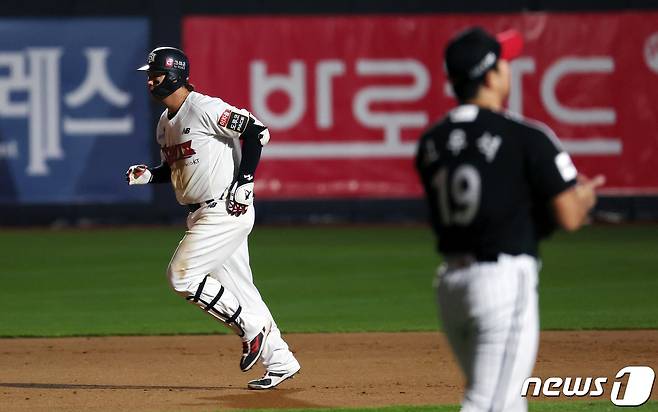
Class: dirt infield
1,331,656,411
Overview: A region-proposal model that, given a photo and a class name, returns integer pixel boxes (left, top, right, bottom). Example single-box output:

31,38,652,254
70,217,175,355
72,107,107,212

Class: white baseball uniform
157,91,299,373
436,254,539,412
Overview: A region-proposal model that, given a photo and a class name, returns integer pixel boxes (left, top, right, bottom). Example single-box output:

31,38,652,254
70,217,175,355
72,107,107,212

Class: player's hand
578,174,606,189
575,174,606,211
227,180,254,216
126,164,152,185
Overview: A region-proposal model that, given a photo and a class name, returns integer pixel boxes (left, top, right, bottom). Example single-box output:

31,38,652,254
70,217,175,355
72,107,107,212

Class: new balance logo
245,190,252,199
243,174,254,181
183,127,190,134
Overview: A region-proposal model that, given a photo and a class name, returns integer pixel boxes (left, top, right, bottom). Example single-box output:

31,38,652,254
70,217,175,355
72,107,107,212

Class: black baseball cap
445,27,523,83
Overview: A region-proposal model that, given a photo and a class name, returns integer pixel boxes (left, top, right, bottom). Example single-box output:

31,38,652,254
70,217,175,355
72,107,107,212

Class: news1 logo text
522,366,655,406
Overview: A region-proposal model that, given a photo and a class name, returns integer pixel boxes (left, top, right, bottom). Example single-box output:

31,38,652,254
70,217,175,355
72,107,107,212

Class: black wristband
149,162,171,184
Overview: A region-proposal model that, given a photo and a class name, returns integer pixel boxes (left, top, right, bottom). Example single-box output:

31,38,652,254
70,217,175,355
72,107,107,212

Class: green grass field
1,224,657,411
1,225,657,337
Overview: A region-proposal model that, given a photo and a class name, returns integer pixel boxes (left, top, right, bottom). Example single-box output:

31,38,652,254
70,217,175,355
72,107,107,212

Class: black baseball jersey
415,105,577,258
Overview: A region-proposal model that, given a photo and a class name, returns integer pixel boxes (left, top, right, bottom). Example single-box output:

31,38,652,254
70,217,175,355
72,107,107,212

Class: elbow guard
243,116,270,146
259,127,271,146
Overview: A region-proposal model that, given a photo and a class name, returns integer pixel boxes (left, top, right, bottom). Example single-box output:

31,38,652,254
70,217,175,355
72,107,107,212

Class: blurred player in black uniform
415,27,604,412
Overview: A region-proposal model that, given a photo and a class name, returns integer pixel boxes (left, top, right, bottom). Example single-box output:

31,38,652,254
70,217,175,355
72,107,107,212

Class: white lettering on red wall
185,14,658,198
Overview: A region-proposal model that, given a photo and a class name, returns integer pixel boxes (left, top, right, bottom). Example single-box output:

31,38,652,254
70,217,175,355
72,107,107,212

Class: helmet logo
147,52,156,63
165,57,174,68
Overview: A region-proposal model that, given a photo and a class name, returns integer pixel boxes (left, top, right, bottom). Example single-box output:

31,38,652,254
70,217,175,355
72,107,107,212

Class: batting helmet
137,47,190,99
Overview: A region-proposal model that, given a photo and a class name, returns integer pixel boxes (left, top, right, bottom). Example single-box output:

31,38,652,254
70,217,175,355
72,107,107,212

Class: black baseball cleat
240,321,271,372
248,365,301,390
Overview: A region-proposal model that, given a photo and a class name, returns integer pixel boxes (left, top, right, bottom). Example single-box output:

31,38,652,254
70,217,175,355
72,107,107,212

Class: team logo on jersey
218,109,248,133
219,109,231,127
162,140,196,165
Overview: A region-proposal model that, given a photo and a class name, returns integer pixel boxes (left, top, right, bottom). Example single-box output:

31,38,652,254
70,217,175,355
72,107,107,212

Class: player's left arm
227,115,270,216
209,103,270,216
524,126,604,233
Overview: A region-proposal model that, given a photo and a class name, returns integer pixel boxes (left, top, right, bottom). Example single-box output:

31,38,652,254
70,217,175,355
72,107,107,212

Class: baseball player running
415,28,604,411
126,47,300,389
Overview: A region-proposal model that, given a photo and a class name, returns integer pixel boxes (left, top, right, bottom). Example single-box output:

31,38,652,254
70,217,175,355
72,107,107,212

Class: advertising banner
184,13,658,198
0,18,151,204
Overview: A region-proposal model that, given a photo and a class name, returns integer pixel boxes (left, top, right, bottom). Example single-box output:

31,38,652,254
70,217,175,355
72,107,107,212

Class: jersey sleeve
415,134,442,238
524,124,577,201
205,98,252,140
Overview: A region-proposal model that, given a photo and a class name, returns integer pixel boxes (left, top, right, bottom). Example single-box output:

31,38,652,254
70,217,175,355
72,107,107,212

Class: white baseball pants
436,254,539,412
167,201,299,372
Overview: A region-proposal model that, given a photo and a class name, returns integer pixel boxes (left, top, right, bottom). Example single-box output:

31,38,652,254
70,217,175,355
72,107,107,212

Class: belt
187,199,218,212
443,253,499,268
474,252,499,262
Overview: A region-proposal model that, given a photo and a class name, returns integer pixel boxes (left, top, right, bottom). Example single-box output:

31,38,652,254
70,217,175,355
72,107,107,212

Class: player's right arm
415,133,443,235
126,148,171,185
126,116,172,185
125,162,171,185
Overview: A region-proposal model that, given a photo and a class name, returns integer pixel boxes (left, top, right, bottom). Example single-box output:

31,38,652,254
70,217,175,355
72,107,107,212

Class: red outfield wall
184,13,658,199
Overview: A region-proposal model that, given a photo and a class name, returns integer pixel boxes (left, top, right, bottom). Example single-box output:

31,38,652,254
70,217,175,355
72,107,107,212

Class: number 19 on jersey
433,164,482,226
